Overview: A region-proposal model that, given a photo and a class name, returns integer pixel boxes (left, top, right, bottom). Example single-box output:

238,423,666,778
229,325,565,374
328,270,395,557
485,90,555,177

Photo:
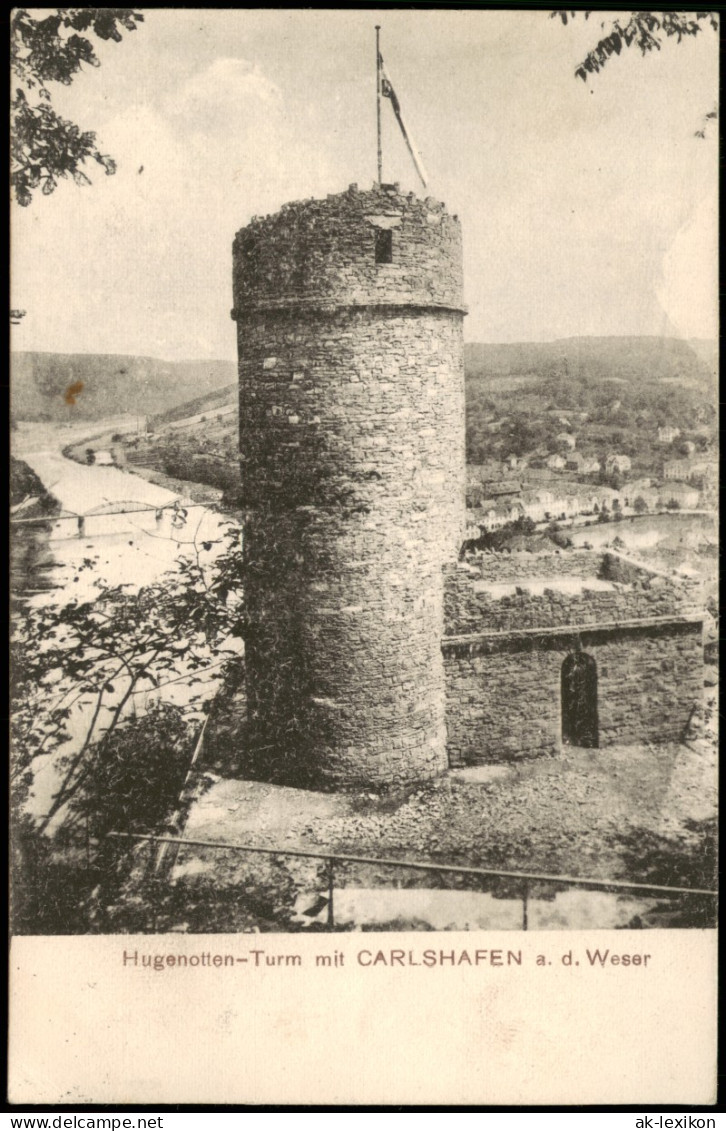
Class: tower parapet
232,183,466,788
232,182,465,314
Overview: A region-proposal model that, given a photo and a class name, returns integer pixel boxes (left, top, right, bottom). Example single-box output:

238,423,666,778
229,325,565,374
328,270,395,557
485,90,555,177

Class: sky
11,9,719,360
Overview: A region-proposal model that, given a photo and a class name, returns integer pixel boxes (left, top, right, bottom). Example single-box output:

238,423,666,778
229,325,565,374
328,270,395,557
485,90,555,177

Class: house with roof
663,458,712,484
627,477,652,494
486,478,522,499
480,507,502,532
565,452,600,475
622,479,658,509
660,481,700,509
605,453,631,475
521,489,555,522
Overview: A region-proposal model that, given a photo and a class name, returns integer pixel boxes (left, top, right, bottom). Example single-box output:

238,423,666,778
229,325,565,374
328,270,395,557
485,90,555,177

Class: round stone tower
232,182,466,789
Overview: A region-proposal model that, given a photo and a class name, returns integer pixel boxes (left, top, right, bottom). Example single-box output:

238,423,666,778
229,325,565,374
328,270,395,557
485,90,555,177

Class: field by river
569,510,716,555
569,510,718,598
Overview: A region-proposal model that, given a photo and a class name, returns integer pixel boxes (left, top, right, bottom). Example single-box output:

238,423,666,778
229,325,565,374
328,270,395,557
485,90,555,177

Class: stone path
170,693,716,928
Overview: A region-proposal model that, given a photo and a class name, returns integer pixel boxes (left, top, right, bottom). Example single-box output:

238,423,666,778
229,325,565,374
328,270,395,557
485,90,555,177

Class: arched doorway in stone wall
561,652,599,748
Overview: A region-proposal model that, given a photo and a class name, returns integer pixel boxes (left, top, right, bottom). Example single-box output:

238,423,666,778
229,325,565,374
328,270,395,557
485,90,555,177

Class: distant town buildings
466,422,715,535
605,453,632,475
657,425,680,444
662,482,700,509
565,452,600,474
631,489,659,510
663,457,712,482
470,483,627,533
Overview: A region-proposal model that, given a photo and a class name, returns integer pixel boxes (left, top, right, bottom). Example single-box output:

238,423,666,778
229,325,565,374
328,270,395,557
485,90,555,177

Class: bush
10,815,101,934
513,515,537,535
71,704,195,840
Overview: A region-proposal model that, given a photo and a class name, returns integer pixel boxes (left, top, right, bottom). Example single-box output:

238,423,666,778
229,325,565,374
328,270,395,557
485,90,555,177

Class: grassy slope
11,352,236,422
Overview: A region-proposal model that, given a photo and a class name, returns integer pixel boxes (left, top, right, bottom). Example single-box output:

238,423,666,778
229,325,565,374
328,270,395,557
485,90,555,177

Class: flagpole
375,25,382,184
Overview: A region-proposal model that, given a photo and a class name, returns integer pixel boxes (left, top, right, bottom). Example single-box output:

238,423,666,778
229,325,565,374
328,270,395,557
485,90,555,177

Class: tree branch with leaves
551,10,719,80
551,10,718,138
11,8,144,207
11,525,245,839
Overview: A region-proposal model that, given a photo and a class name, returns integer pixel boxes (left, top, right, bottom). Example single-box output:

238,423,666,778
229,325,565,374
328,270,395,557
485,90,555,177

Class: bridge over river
12,420,230,596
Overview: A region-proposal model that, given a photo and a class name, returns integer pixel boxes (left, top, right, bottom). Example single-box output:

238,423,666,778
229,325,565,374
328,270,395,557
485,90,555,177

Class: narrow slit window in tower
375,228,393,264
242,232,260,274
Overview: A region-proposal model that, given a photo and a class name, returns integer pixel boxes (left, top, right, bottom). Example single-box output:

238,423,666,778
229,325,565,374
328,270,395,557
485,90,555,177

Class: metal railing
107,830,717,931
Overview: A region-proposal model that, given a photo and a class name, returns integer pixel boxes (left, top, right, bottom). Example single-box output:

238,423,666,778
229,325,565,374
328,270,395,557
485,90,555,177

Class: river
12,419,229,598
12,419,239,826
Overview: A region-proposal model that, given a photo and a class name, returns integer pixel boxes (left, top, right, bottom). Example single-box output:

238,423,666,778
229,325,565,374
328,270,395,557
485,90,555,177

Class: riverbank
61,425,226,507
111,461,225,507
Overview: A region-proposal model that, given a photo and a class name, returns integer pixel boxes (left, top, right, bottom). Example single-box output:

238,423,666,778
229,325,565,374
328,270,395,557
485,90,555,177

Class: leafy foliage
465,348,716,483
72,702,193,838
616,817,717,927
11,812,97,934
551,11,719,81
10,525,244,836
11,8,143,206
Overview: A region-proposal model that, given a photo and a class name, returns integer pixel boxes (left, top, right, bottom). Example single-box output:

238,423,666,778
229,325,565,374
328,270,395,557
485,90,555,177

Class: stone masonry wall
232,184,464,313
445,554,700,637
233,186,466,788
443,620,703,765
462,549,641,582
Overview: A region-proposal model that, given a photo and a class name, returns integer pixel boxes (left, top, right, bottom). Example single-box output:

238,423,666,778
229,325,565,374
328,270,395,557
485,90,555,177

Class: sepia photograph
8,6,719,1107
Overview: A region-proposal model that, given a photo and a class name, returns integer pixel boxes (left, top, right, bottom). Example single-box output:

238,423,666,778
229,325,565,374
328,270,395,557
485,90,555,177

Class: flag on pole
378,54,429,189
